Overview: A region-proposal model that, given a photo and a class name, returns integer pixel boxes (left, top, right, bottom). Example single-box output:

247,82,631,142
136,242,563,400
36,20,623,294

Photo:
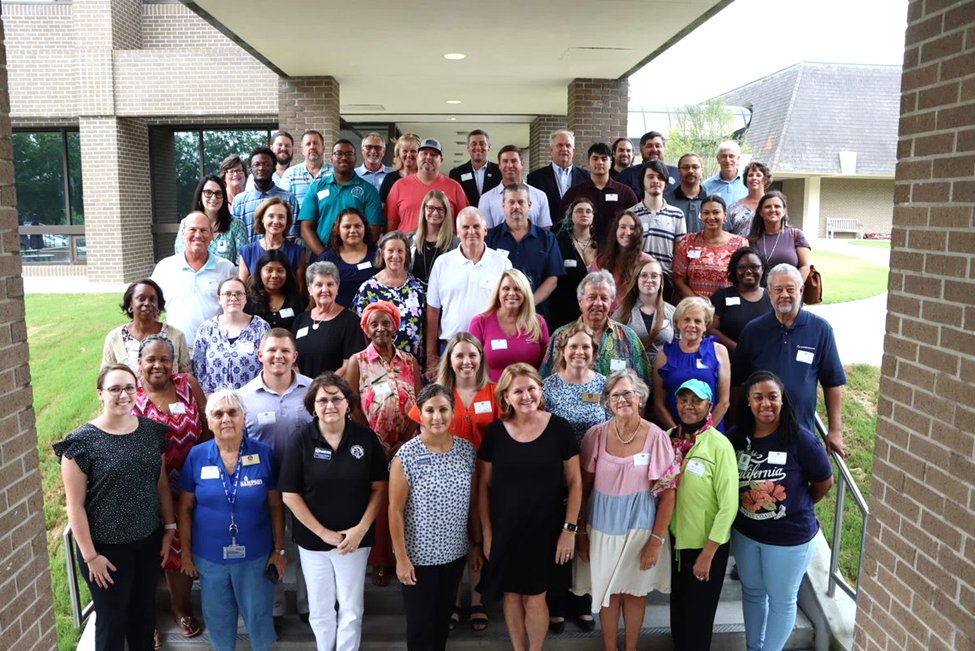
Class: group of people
57,126,849,651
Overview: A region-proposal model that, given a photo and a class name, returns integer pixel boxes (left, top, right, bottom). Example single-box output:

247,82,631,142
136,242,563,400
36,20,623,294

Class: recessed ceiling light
449,117,456,121
446,100,462,104
444,53,466,60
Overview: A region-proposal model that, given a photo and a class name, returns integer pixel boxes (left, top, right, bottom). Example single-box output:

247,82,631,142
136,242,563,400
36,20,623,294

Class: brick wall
567,78,628,168
278,76,340,161
142,3,237,49
853,1,975,650
0,16,59,651
4,4,78,118
820,178,896,237
528,115,567,171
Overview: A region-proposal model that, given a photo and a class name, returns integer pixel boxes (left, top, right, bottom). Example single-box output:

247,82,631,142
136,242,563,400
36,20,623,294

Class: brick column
567,78,628,167
0,16,59,651
528,115,567,170
853,1,975,650
278,76,340,161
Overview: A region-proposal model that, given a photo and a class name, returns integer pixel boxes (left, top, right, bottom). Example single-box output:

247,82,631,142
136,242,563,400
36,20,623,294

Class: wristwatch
563,522,579,533
274,548,286,556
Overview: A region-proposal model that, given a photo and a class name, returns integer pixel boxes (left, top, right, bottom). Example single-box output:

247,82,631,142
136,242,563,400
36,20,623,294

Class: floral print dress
354,343,418,454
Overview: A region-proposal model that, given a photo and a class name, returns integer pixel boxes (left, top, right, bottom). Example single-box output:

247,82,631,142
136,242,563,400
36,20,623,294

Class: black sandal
469,604,489,635
448,604,462,632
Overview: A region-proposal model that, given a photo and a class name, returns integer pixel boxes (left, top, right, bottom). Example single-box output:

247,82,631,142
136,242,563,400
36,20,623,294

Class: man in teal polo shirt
298,139,383,257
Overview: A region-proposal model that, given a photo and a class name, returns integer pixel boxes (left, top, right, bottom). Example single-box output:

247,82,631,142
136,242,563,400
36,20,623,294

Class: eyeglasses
315,396,347,407
639,272,662,281
737,264,763,272
425,206,446,214
362,144,384,151
609,390,637,403
104,384,137,396
332,150,356,159
225,169,245,176
220,291,246,299
202,190,224,199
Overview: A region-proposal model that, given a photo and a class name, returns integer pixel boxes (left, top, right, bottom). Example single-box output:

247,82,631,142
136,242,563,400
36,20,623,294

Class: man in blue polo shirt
485,183,564,315
298,139,383,258
732,264,847,456
703,140,748,206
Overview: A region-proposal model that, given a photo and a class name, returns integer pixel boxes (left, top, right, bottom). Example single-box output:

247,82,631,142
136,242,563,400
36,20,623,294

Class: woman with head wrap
345,300,422,587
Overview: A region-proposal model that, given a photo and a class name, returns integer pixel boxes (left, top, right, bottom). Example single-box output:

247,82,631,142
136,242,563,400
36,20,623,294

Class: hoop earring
126,307,134,316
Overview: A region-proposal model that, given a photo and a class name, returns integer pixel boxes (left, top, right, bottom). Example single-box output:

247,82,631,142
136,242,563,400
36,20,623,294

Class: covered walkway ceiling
185,0,732,161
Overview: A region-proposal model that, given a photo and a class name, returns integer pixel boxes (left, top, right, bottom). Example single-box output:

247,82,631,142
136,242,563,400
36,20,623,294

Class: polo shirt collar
181,251,216,272
310,418,352,452
772,307,809,331
324,173,364,189
673,186,706,200
205,436,253,463
363,343,408,365
256,370,303,397
496,221,540,239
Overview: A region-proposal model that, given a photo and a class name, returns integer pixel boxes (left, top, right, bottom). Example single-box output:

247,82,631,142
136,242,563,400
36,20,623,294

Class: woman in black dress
245,248,308,331
707,247,772,355
549,198,600,330
478,363,582,651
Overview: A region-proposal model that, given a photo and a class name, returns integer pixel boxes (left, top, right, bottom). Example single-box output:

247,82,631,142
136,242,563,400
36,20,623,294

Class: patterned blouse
174,215,249,263
540,319,652,382
192,315,270,393
352,275,426,361
354,344,418,454
728,200,756,237
673,231,749,299
542,372,610,444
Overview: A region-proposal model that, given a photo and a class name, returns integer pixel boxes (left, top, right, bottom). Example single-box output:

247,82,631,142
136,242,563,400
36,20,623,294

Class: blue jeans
194,555,276,651
731,529,817,651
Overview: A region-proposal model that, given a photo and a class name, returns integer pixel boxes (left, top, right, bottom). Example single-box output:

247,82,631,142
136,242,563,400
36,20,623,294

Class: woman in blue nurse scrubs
177,388,287,651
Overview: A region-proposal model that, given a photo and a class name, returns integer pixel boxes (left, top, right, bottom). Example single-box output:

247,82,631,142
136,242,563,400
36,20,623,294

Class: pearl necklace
614,418,641,445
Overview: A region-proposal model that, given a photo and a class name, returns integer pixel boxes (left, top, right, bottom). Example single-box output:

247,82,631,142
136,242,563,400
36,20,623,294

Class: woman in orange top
408,331,499,633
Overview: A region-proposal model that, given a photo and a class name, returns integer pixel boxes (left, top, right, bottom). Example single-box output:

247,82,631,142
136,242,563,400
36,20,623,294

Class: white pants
298,545,370,651
274,518,308,616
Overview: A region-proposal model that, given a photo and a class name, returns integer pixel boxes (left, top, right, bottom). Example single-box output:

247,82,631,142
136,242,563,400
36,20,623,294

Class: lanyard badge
220,441,247,560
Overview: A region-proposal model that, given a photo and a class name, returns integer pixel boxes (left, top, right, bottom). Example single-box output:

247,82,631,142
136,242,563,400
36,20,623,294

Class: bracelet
164,523,177,531
82,553,98,564
650,533,666,544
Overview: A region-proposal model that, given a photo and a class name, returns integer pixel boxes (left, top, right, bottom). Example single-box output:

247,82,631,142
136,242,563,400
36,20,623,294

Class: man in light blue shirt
240,328,314,623
150,212,237,350
281,130,332,213
478,145,552,228
233,146,300,241
703,140,748,206
354,132,395,192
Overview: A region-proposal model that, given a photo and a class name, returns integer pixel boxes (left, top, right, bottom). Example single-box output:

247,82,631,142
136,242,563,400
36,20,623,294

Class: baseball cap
418,138,443,155
675,379,713,401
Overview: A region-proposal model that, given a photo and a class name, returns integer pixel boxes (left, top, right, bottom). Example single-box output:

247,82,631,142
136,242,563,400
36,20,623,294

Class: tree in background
666,98,748,179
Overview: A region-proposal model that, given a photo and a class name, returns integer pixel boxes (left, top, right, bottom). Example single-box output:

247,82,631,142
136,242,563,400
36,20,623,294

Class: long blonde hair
481,269,542,342
437,332,490,392
414,190,455,255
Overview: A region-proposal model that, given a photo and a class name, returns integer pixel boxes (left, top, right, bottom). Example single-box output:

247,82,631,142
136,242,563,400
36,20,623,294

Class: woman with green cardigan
668,379,738,650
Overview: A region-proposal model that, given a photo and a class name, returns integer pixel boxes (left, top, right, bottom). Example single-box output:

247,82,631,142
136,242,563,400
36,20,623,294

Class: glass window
203,130,269,176
13,132,67,227
67,131,84,225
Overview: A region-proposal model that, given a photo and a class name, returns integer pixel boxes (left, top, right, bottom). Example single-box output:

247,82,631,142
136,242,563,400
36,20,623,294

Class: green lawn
815,250,889,304
848,240,891,249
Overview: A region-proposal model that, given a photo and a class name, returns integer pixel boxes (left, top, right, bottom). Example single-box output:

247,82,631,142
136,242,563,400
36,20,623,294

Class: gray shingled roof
720,62,900,176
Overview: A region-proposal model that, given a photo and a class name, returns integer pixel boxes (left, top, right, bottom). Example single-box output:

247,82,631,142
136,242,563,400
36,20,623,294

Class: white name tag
356,261,373,271
169,402,186,415
696,359,709,369
491,339,508,350
217,240,229,252
726,297,741,306
474,400,492,414
238,341,255,355
688,249,702,259
296,326,309,339
633,453,650,467
610,359,626,372
279,307,295,318
686,459,706,477
767,451,788,465
461,172,473,182
201,466,220,480
796,350,815,364
498,249,510,257
257,411,276,425
373,382,393,397
564,259,578,268
605,193,619,202
317,189,330,200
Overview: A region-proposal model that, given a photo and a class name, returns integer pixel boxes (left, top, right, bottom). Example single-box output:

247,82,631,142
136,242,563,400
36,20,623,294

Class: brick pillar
0,16,59,651
528,115,567,171
278,76,340,162
853,1,975,650
567,78,629,168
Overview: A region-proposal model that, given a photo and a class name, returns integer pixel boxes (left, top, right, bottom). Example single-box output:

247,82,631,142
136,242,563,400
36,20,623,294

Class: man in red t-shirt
385,138,469,233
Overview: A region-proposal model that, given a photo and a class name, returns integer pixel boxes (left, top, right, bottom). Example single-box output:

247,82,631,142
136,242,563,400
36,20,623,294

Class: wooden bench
826,217,862,239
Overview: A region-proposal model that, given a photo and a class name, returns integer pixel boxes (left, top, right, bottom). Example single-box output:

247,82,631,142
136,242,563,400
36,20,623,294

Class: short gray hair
306,260,340,288
576,270,616,302
550,129,575,146
204,388,247,420
716,140,741,157
139,334,174,359
602,368,650,411
455,206,487,231
364,132,386,146
768,263,803,287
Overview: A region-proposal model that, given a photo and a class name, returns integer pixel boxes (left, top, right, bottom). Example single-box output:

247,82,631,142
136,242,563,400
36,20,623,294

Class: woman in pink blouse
469,269,550,382
672,195,748,300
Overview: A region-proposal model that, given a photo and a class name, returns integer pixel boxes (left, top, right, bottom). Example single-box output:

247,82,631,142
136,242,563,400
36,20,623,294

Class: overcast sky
629,0,910,106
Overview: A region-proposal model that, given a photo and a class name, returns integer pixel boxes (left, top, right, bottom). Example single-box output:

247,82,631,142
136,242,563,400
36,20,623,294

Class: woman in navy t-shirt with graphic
728,371,834,651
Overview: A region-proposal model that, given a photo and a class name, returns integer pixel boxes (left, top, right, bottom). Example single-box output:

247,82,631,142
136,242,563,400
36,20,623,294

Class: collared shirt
669,427,738,549
485,222,564,295
281,161,333,211
240,371,314,469
232,185,300,242
664,185,709,233
540,319,651,380
627,200,687,275
477,182,552,229
150,252,237,350
427,246,512,341
561,178,639,239
472,164,487,195
297,173,383,244
245,171,286,191
551,162,574,198
354,163,396,192
177,437,277,564
732,309,847,434
278,419,389,552
703,171,748,207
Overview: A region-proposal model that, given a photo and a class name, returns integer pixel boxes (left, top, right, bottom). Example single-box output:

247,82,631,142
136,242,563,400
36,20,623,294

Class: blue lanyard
218,441,244,543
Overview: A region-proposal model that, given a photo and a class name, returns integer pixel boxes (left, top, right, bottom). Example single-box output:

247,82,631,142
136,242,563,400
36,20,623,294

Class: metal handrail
814,413,869,601
62,524,95,627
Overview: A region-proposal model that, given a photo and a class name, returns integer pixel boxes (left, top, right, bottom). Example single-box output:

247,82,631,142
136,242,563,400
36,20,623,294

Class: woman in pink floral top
673,195,748,300
346,300,422,586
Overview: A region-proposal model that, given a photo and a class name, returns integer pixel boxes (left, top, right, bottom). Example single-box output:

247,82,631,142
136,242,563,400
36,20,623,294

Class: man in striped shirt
627,159,686,302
